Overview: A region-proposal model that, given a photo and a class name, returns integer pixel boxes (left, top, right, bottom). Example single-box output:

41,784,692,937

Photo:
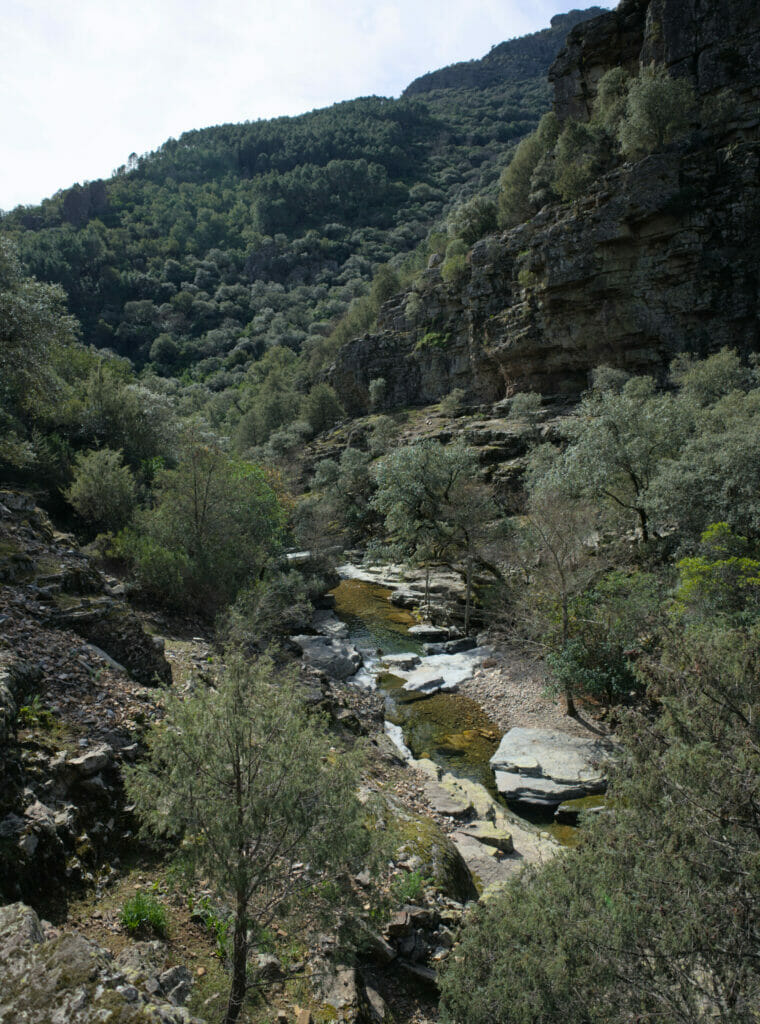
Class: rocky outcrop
550,0,760,125
0,903,201,1024
0,491,171,686
331,0,760,411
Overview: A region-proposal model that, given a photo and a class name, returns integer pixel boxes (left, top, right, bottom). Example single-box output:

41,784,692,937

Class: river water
331,577,583,845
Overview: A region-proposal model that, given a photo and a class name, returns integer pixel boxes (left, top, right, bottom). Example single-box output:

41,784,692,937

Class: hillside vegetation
1,1,759,1021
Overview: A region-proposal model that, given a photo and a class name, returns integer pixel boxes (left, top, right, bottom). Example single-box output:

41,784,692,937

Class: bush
391,868,431,904
618,64,696,157
439,388,466,417
120,892,168,937
368,377,387,411
497,112,560,228
64,447,136,533
301,382,344,435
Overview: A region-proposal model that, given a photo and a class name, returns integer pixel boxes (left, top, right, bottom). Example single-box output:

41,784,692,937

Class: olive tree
372,439,499,630
126,654,367,1024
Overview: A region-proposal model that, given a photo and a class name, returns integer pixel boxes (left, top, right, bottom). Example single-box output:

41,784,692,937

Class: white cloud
0,1,610,209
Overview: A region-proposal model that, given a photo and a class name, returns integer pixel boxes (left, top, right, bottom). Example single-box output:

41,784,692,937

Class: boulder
291,635,363,680
490,727,613,806
312,609,350,640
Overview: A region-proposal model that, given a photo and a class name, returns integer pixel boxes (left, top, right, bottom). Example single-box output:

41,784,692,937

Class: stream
331,577,583,845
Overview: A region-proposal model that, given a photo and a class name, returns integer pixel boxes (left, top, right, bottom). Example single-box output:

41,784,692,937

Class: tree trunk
464,553,473,635
424,562,430,617
561,596,576,716
565,685,577,717
223,891,248,1024
638,507,649,544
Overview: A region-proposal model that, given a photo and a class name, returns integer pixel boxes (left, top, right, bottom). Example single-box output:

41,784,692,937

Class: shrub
439,388,466,417
618,64,696,157
64,447,136,533
120,892,168,937
368,377,387,411
301,382,344,435
391,868,431,904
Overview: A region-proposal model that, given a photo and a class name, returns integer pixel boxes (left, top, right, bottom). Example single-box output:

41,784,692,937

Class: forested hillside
2,2,760,1022
0,8,602,388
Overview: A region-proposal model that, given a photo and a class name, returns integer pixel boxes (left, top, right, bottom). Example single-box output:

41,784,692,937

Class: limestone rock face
331,0,760,412
490,727,615,806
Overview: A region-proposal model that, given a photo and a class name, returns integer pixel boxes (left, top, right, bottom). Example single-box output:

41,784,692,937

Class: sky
1,1,612,211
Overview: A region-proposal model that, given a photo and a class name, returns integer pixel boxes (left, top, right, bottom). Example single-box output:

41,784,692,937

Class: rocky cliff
550,0,760,125
332,0,760,412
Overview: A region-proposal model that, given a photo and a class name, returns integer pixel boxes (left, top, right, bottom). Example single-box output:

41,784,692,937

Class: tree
126,654,366,1024
123,430,286,611
301,382,344,435
497,112,560,228
618,64,696,158
0,238,78,467
64,447,136,533
512,462,599,714
373,440,498,630
439,626,760,1023
560,373,687,542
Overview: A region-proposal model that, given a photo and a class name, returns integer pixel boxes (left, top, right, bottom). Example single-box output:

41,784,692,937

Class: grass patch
120,892,168,937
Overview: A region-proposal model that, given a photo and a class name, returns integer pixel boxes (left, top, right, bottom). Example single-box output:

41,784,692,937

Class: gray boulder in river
291,635,363,680
489,727,614,806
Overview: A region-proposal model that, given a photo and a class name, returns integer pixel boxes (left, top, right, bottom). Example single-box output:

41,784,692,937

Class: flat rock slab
291,635,363,681
394,647,496,697
423,780,473,819
407,624,449,642
490,727,614,806
381,653,421,671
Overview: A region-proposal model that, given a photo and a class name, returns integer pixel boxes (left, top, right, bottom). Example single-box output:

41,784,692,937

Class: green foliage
552,120,606,201
415,330,449,351
188,895,232,959
559,373,689,541
120,432,286,613
618,64,696,157
447,195,497,246
592,67,631,133
120,892,168,938
310,446,379,546
126,653,367,1024
439,626,760,1023
391,868,431,904
546,571,660,705
373,438,497,629
300,382,344,435
507,390,541,420
368,377,387,412
675,523,760,620
497,111,559,228
17,695,55,730
439,387,466,417
220,569,313,648
64,447,136,533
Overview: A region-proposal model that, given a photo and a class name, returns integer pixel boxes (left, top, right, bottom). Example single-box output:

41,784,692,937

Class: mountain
0,8,603,389
332,0,760,411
